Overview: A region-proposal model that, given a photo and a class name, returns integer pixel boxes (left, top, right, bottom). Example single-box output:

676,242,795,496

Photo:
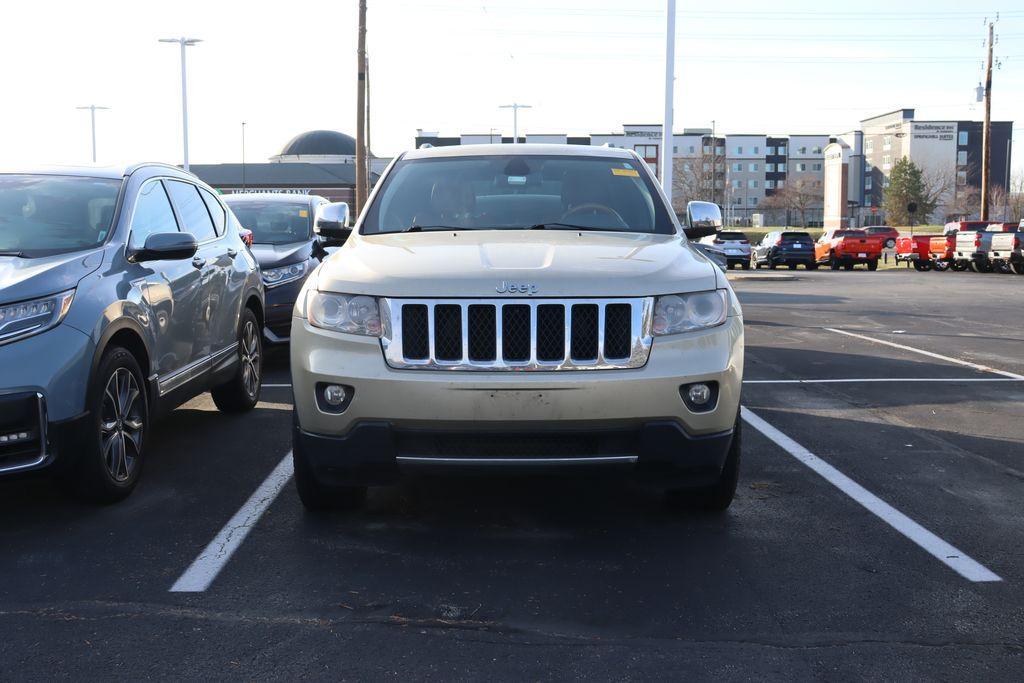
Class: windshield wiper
405,224,461,232
528,222,620,232
0,251,25,257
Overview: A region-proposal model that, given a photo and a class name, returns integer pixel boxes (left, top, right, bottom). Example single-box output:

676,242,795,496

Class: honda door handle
191,257,207,269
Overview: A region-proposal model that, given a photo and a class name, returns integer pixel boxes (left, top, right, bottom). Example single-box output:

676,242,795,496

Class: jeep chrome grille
381,298,653,371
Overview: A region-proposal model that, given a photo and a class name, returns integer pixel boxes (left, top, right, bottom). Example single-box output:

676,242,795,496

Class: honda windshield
0,174,122,257
361,154,676,235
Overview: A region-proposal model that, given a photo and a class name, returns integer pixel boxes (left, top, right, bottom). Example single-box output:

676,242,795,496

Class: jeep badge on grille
496,281,538,295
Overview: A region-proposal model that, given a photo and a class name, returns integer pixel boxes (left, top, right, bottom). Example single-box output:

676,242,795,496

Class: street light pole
499,104,532,143
241,122,247,191
159,37,202,171
76,105,110,163
662,0,676,203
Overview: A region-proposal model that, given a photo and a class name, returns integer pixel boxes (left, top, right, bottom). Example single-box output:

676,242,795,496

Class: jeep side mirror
684,201,723,240
130,231,198,263
314,202,352,246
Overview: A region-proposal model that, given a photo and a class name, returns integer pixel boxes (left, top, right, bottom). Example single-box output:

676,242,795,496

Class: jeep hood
315,231,720,298
0,248,104,306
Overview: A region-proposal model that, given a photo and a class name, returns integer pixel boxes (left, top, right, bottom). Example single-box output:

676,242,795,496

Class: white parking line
740,407,1001,583
170,452,294,593
825,328,1024,380
744,378,1022,384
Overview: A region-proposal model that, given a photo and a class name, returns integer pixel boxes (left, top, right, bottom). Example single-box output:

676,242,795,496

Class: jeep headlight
306,291,382,337
652,290,728,335
262,261,308,288
0,290,75,345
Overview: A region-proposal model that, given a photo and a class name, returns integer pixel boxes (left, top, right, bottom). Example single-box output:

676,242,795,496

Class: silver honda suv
0,164,264,502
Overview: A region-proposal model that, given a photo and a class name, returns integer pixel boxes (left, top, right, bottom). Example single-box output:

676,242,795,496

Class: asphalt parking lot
1,269,1022,680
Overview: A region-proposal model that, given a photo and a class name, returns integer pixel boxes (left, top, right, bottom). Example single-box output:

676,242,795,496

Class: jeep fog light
315,382,354,414
680,381,719,413
323,385,347,406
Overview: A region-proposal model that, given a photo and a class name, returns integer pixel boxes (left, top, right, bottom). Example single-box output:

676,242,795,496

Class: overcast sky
1,0,1021,174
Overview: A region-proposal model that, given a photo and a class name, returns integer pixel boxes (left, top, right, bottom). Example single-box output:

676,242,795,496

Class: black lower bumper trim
293,418,735,487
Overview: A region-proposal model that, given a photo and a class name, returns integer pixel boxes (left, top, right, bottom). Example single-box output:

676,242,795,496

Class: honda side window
129,180,179,250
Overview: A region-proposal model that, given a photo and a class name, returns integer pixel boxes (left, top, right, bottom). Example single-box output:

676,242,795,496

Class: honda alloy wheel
100,367,145,483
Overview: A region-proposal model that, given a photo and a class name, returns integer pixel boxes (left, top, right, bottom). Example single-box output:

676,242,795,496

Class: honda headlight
262,261,308,288
0,290,75,345
652,290,728,335
306,291,382,337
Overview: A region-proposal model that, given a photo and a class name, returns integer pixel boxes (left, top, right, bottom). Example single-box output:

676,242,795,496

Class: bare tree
920,167,954,223
760,179,819,227
1007,174,1024,222
943,185,980,221
672,151,724,210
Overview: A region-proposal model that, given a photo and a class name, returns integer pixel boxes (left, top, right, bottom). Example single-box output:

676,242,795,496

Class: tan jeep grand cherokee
290,144,744,511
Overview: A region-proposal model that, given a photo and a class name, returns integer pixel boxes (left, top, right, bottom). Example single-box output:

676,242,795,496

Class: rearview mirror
684,201,723,240
130,232,198,263
314,202,352,245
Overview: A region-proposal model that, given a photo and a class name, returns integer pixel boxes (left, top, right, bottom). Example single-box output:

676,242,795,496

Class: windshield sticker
611,168,639,177
507,175,527,185
299,209,309,218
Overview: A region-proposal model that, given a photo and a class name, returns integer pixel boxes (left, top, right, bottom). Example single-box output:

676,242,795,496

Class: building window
689,145,695,154
735,146,744,154
703,162,711,172
748,163,758,172
634,144,658,164
796,163,807,172
733,197,742,206
957,170,967,186
731,162,743,172
957,150,967,166
777,179,785,189
865,141,874,153
864,163,873,172
765,180,775,189
958,131,969,146
882,155,892,169
673,145,678,154
731,179,742,189
753,146,760,154
716,145,725,156
778,146,787,155
865,176,872,190
778,163,787,173
812,146,822,154
748,197,758,206
812,163,822,171
883,135,892,151
703,145,711,155
765,163,774,172
765,146,775,155
798,146,807,155
748,180,758,189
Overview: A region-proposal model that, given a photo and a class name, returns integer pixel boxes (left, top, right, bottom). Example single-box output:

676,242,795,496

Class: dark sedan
224,193,338,344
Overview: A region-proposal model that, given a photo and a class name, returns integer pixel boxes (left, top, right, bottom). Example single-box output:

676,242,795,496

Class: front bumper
290,312,743,483
0,392,92,476
263,276,308,344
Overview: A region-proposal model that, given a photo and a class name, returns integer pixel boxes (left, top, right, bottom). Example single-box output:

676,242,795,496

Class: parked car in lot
224,193,346,344
864,225,900,249
988,229,1023,274
290,144,744,512
751,230,817,270
0,165,264,502
895,234,954,271
954,222,1019,273
698,231,751,270
815,229,884,270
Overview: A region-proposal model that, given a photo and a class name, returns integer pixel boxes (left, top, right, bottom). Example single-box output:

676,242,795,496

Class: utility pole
662,0,676,203
241,122,247,191
159,37,202,170
355,0,368,214
76,105,110,163
711,119,716,205
499,103,531,143
365,53,372,195
980,21,994,221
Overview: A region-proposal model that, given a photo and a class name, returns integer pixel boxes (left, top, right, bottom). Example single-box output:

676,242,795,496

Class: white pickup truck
954,222,1019,272
289,144,744,512
988,227,1023,274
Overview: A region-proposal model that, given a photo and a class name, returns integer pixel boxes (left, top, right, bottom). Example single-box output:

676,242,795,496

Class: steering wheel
560,203,628,229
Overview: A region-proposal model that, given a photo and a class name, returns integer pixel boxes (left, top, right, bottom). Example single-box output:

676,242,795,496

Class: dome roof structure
278,130,358,157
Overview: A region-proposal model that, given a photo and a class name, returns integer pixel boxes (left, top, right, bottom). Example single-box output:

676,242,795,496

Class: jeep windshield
227,200,314,245
0,174,122,257
361,154,676,235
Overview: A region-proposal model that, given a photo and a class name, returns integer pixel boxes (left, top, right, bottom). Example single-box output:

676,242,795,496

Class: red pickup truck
815,229,885,270
896,234,955,271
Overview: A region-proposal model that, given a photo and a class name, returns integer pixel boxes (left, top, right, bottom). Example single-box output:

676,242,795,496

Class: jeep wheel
867,260,879,271
67,347,149,503
666,418,741,512
212,308,262,413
